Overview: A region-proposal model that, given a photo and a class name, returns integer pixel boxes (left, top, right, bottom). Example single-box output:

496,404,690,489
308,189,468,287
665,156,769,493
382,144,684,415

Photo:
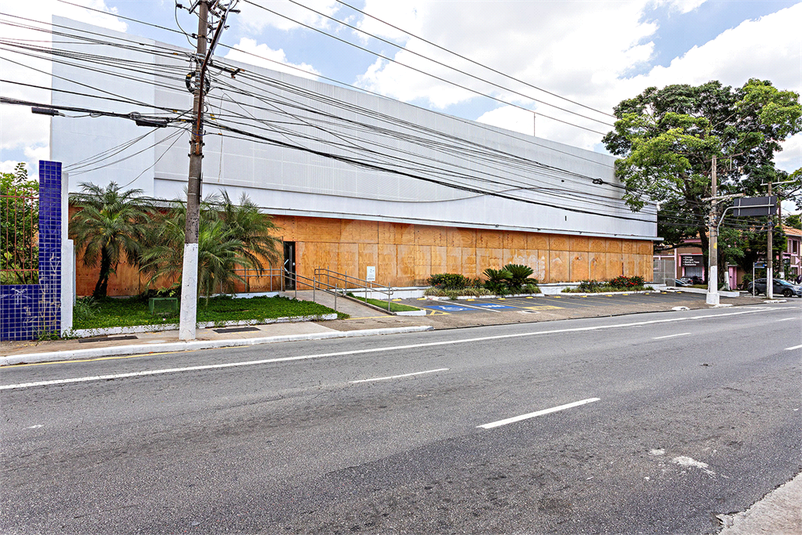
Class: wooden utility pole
706,154,719,305
179,1,209,341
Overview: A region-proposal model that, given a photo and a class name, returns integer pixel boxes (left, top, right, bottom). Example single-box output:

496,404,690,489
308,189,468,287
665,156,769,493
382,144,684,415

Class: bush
578,280,603,292
609,275,644,290
427,273,469,290
503,263,534,291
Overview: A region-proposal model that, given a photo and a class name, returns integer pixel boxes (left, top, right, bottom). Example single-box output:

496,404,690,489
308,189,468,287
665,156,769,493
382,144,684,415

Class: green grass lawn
73,295,343,330
347,294,421,312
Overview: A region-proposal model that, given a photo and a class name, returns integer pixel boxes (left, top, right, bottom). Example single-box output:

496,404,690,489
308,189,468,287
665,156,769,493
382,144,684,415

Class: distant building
50,17,657,296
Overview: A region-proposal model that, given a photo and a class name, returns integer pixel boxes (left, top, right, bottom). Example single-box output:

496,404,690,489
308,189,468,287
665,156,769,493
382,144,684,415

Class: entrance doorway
283,241,296,290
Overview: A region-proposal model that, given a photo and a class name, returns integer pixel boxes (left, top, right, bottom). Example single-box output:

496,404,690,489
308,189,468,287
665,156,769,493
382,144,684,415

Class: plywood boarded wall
74,215,653,296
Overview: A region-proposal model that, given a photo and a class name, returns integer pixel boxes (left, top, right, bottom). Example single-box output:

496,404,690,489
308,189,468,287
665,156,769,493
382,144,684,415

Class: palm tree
69,182,152,298
140,192,279,304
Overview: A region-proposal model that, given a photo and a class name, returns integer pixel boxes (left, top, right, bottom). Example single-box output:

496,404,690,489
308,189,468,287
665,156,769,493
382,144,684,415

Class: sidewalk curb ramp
0,326,433,366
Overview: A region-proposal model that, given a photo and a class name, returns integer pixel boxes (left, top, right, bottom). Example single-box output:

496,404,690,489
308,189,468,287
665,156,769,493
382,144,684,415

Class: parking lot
400,290,763,317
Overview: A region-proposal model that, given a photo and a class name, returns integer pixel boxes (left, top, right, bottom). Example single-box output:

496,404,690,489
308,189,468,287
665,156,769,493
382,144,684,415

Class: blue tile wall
0,161,62,340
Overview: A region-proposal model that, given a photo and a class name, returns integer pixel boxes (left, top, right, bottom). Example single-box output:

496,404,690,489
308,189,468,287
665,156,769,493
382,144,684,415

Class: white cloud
0,160,20,173
237,0,339,33
653,0,708,14
776,134,802,174
223,38,321,80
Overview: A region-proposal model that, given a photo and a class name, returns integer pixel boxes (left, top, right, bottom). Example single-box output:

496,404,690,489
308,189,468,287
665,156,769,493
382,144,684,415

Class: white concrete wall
51,17,656,241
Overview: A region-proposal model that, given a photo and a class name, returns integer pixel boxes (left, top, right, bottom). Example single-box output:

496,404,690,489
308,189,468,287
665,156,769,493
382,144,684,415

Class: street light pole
767,180,774,299
706,154,719,306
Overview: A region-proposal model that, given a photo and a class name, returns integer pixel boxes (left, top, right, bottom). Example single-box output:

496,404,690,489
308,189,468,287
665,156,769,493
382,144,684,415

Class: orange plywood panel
413,245,431,267
606,252,624,279
358,243,379,280
550,235,569,251
447,227,476,248
295,217,341,243
525,250,548,281
413,263,431,285
431,246,447,274
377,243,398,283
570,236,590,252
622,240,634,254
337,243,359,278
397,245,416,282
638,241,653,255
270,215,294,240
377,221,395,246
506,249,529,266
528,233,550,250
462,249,478,278
589,238,607,253
607,239,622,253
639,255,652,280
503,231,527,250
477,247,503,272
477,229,502,249
415,225,446,247
446,246,463,273
589,252,606,280
395,223,416,245
622,254,636,276
549,250,569,282
342,219,379,244
570,251,590,281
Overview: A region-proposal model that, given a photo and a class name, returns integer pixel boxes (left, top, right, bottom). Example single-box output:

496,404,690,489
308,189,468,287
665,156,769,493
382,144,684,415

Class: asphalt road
1,302,800,534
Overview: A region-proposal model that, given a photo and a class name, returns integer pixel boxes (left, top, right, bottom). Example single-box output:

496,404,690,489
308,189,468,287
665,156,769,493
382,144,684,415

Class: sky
1,0,800,193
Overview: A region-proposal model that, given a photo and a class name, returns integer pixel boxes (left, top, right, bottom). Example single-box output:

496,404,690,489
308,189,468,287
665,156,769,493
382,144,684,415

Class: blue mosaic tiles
1,161,62,340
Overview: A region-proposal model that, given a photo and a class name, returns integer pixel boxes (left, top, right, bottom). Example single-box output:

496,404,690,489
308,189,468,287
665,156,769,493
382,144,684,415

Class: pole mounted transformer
178,0,239,341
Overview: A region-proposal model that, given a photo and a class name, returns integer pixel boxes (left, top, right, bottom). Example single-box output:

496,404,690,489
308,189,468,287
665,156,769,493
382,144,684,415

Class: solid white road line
349,368,449,384
0,307,778,391
785,344,802,351
478,397,600,429
777,317,798,322
653,332,691,340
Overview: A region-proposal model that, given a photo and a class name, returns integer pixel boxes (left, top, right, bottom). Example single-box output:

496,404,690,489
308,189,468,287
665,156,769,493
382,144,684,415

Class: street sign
732,196,776,217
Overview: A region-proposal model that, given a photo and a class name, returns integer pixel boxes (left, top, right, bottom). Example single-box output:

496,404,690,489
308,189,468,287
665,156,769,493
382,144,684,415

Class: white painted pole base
706,265,720,306
179,243,199,341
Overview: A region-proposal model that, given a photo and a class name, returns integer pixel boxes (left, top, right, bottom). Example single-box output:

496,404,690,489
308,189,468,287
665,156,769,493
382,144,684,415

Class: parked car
746,278,802,297
674,278,693,286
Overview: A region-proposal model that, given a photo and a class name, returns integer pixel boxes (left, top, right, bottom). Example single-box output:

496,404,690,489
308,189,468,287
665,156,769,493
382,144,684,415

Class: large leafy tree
603,79,802,280
141,192,280,304
69,182,153,298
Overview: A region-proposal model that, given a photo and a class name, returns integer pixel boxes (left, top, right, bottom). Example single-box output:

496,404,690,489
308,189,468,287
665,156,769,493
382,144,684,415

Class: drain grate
78,335,138,343
213,326,261,334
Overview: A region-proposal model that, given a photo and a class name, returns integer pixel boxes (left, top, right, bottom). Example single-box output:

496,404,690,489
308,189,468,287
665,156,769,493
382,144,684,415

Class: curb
0,326,434,367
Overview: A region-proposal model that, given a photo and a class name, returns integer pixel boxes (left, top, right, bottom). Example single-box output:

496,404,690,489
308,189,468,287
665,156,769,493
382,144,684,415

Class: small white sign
366,266,376,281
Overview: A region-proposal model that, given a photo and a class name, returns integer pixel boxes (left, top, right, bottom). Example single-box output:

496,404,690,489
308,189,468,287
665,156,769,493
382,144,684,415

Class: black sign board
681,255,702,267
732,196,776,217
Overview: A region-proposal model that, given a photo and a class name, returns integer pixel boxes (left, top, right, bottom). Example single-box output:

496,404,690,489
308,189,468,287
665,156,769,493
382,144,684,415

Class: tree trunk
93,247,111,299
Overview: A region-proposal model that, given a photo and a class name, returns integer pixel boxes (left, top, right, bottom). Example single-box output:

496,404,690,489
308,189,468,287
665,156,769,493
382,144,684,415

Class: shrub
427,273,469,290
609,275,645,290
578,280,603,292
503,263,534,292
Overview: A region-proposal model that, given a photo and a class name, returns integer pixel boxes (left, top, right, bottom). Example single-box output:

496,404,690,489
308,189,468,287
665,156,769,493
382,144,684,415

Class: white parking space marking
349,368,449,384
653,332,691,340
785,344,802,351
0,307,779,391
478,397,600,429
777,317,798,322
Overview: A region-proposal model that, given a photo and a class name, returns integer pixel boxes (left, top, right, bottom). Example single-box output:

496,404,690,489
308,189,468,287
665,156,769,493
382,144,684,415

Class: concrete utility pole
179,0,209,341
179,0,237,340
706,154,719,306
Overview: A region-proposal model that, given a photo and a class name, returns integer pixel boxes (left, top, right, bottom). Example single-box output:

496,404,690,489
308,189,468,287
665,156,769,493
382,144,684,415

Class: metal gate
652,255,676,285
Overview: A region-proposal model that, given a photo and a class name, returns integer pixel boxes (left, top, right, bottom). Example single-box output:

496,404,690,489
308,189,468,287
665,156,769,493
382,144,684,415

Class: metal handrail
314,267,394,311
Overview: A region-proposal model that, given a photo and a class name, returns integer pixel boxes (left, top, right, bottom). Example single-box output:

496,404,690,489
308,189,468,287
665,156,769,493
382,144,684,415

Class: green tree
141,192,280,304
603,79,802,282
69,182,153,298
0,163,39,284
785,213,802,230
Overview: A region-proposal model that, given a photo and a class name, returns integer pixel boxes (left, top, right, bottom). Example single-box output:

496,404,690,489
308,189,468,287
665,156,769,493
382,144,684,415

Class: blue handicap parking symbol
469,303,516,309
426,305,479,312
